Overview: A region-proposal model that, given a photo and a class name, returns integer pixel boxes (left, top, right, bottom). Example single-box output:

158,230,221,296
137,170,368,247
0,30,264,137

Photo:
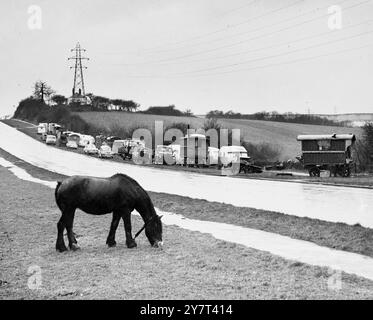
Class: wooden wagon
296,134,356,177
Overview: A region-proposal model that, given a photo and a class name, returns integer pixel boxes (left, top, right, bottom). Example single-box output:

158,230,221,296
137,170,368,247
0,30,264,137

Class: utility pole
68,43,89,103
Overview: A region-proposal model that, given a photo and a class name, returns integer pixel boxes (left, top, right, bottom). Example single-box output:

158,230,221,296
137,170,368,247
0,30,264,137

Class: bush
13,97,50,122
354,123,373,172
203,118,222,131
242,141,282,165
141,105,191,117
165,122,191,135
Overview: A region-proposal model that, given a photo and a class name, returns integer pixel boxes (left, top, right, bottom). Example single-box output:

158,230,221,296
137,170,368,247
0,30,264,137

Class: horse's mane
111,173,156,213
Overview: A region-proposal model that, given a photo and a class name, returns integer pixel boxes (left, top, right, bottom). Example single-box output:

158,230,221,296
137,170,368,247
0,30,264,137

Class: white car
79,135,95,148
37,123,47,135
66,140,78,149
45,135,57,145
98,144,113,158
84,143,98,155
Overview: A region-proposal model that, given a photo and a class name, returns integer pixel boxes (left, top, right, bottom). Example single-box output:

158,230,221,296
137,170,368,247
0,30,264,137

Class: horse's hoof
56,246,68,253
126,241,137,249
70,243,81,251
107,241,117,248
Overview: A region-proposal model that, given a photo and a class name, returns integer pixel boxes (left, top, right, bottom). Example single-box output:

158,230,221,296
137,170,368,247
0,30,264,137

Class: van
219,146,250,167
37,123,47,135
111,140,127,154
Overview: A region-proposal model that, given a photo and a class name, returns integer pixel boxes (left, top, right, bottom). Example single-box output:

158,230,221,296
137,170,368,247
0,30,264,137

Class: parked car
169,144,181,165
79,135,95,148
46,135,57,145
106,136,122,148
57,131,68,146
111,140,127,155
154,145,175,165
118,139,145,160
179,134,208,166
207,147,219,165
132,145,153,164
66,133,81,145
219,146,249,167
41,132,48,141
98,144,113,158
84,143,99,155
47,123,61,135
66,140,78,149
37,123,48,135
219,146,262,174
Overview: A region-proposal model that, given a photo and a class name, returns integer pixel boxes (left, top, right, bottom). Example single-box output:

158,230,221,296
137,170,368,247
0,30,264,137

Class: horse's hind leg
56,215,68,252
122,210,137,249
65,209,79,251
106,211,121,247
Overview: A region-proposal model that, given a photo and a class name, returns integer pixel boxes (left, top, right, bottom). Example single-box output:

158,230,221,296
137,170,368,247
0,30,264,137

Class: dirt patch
1,166,373,299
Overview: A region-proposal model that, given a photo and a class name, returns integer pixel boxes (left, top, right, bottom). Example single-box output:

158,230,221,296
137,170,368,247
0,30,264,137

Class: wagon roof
297,134,356,141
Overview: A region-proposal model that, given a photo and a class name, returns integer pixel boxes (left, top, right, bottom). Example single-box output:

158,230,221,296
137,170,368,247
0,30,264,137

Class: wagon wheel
342,166,351,177
309,167,320,177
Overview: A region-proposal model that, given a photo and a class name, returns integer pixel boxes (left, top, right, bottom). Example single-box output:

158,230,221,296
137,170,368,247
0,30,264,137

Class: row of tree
32,81,140,112
140,105,193,117
206,109,344,126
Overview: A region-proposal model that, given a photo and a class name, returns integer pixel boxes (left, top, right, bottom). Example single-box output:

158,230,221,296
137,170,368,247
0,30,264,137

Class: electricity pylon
68,43,89,100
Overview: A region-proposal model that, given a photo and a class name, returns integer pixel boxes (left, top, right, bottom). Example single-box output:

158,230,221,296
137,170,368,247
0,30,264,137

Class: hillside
76,112,362,160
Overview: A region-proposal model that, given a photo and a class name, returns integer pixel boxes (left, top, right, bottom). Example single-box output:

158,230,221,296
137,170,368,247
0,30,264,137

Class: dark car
106,136,122,148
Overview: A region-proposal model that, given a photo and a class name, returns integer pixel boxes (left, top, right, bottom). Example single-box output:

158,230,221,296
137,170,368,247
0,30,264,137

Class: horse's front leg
106,211,121,247
122,211,137,248
65,209,79,251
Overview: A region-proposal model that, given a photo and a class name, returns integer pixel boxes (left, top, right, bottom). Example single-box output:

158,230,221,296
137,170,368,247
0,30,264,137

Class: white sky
1,0,373,117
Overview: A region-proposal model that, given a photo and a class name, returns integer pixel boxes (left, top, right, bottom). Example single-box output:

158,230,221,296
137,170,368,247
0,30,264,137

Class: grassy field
76,112,362,160
1,150,373,299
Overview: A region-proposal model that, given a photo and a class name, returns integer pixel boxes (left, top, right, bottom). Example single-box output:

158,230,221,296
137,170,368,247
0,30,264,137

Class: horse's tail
55,181,62,210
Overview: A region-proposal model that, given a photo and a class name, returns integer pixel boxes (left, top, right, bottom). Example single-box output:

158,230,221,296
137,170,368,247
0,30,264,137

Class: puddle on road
1,155,373,282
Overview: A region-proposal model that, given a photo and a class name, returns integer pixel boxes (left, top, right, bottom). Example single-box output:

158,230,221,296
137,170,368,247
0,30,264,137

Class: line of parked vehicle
36,122,263,173
37,123,357,177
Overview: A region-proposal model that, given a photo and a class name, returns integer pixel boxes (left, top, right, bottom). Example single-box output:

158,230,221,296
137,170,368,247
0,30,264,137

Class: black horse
54,173,163,252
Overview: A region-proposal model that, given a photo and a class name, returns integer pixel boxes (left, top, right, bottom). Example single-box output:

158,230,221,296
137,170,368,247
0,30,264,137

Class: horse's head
145,214,163,248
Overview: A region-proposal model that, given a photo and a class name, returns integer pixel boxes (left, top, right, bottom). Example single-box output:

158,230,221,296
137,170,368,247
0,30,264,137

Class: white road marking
1,156,373,282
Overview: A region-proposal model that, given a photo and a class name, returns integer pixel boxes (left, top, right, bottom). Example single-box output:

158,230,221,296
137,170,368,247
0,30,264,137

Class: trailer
179,134,208,167
296,133,356,177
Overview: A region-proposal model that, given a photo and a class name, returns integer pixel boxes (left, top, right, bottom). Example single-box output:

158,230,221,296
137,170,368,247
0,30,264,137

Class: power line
115,0,370,66
146,0,351,54
192,43,373,78
113,19,373,68
216,0,259,18
134,0,305,53
172,28,373,75
123,42,373,78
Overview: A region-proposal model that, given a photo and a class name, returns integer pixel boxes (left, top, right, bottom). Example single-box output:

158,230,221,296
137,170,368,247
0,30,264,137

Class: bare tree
33,81,55,103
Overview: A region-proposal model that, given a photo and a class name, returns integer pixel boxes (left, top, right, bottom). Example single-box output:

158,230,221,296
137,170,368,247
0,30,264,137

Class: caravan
37,123,48,135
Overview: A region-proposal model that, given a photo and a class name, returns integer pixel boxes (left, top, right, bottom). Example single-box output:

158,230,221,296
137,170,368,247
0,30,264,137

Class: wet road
1,122,372,228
